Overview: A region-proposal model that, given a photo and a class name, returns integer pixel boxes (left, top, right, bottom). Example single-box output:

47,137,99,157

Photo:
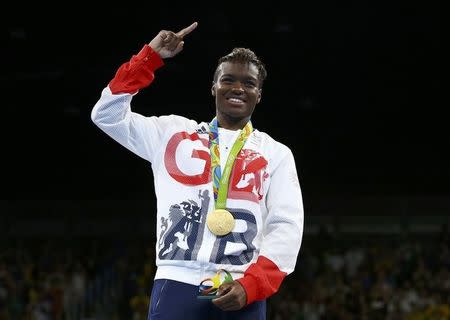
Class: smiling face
212,61,262,130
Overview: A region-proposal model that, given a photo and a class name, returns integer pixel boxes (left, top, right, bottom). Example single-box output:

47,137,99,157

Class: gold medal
206,209,235,236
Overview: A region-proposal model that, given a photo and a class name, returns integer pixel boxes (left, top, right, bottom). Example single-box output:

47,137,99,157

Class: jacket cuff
236,256,287,305
136,45,164,71
237,274,258,305
108,44,165,94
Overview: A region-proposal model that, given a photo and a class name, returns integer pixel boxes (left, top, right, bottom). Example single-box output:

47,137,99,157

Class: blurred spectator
0,260,16,320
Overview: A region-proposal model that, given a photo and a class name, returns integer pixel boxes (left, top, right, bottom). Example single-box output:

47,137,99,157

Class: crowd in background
0,225,448,320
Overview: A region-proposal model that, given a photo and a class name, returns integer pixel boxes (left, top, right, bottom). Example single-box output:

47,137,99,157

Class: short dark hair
214,48,267,88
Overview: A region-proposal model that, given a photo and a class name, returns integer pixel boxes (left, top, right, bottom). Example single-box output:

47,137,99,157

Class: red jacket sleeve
236,255,287,305
108,44,164,94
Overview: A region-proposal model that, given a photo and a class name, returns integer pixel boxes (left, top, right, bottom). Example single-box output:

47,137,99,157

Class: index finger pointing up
176,22,198,38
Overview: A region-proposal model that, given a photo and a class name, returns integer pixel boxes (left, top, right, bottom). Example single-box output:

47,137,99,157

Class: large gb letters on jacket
161,131,268,264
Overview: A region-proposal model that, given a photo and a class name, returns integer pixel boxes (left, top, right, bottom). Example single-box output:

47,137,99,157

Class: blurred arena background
1,1,446,319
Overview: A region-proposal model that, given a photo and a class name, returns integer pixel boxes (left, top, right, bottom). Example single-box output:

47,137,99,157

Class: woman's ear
257,88,262,103
211,82,216,96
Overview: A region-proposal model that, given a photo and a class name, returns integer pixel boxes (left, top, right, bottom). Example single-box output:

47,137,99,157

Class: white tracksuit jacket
90,44,304,305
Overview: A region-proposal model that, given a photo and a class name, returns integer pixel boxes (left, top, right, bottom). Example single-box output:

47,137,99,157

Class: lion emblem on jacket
158,190,209,260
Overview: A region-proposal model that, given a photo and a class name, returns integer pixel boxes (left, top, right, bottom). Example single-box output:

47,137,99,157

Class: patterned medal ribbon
209,117,253,209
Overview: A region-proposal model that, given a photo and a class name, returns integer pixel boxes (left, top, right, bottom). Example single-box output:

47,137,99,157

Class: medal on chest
206,118,253,236
206,209,236,236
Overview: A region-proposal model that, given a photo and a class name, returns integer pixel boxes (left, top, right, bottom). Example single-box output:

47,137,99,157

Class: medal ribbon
209,117,253,209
